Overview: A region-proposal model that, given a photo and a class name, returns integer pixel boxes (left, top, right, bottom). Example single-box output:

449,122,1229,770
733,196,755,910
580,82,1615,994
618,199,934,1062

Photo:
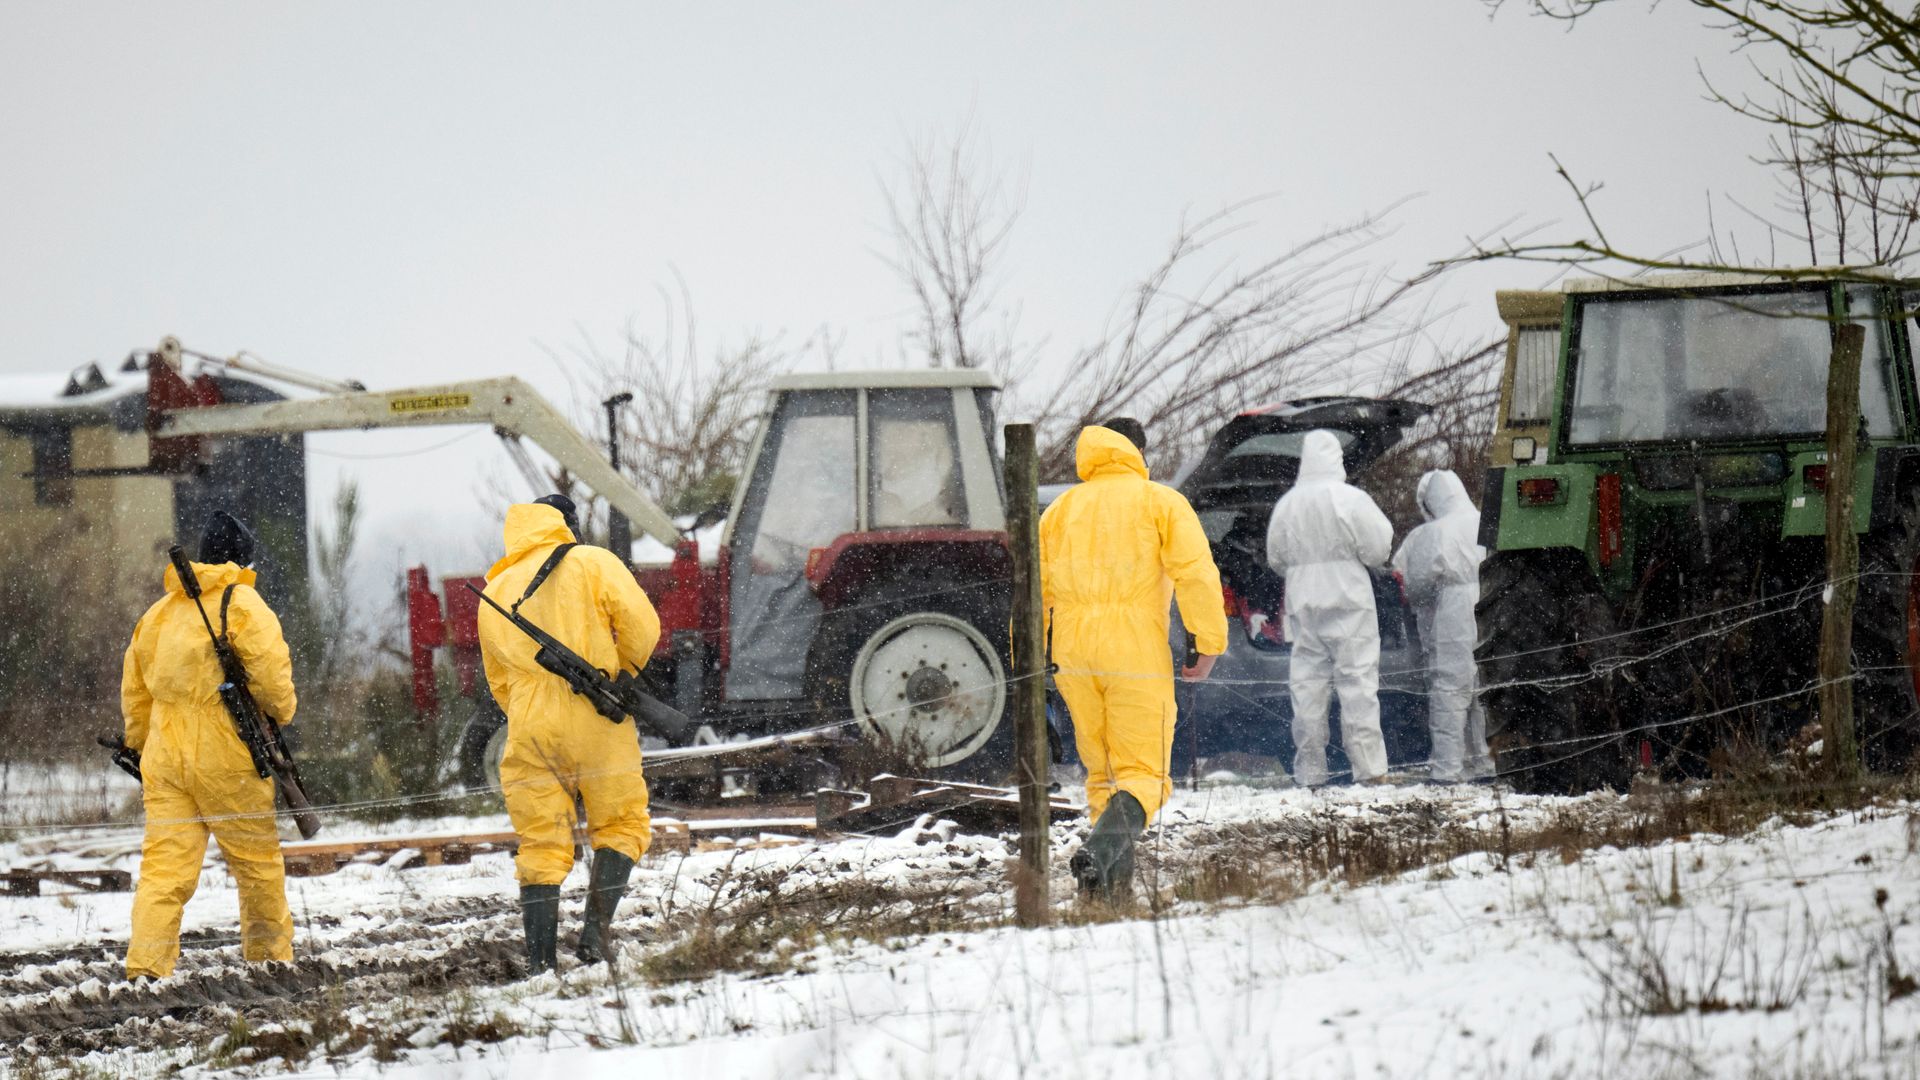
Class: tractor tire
456,696,509,794
807,576,1013,784
1476,550,1631,794
1851,484,1920,773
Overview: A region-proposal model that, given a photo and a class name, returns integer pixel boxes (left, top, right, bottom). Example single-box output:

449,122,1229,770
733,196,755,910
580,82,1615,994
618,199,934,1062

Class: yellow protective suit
122,561,298,979
480,504,662,886
1040,427,1228,822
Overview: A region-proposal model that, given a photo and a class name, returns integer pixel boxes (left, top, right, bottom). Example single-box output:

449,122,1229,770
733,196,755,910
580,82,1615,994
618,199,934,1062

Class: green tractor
1476,272,1920,792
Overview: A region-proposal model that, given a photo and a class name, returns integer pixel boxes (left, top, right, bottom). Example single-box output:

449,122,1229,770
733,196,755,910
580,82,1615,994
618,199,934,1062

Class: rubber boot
520,884,561,977
576,848,636,965
1069,792,1146,903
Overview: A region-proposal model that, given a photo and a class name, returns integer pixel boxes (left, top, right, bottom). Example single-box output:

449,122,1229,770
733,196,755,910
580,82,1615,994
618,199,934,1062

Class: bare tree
1027,203,1482,480
880,124,1027,374
542,277,792,535
1731,107,1920,268
1478,0,1920,275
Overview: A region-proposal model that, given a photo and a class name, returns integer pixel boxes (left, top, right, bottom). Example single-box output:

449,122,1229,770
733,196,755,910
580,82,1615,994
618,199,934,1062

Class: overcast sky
1,2,1781,590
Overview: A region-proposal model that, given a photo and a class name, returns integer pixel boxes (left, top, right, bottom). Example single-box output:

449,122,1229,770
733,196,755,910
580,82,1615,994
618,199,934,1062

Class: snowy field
2,780,1917,1079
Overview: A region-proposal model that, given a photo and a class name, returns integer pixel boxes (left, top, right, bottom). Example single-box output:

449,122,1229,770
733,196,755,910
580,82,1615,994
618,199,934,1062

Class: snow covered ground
3,782,1917,1078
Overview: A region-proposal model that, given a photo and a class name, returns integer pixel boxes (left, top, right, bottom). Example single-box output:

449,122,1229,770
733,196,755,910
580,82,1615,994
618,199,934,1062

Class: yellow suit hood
163,560,256,597
489,504,579,580
1075,425,1150,482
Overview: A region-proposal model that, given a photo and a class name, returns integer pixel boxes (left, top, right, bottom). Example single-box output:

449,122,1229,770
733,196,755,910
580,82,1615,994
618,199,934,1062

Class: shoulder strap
514,543,578,613
219,584,237,641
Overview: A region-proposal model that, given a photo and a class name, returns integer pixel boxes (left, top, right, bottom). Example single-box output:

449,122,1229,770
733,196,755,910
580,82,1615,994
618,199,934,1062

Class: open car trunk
1177,397,1432,651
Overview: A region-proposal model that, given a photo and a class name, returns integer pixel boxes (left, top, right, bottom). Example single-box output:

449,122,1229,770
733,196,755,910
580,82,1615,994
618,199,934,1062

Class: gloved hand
1181,654,1218,681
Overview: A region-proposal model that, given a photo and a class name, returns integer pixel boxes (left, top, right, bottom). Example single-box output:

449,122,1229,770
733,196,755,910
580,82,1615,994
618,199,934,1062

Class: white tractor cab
713,369,1012,776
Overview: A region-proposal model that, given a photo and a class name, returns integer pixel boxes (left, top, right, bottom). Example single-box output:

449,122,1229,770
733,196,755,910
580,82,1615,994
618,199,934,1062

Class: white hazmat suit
1266,429,1395,785
1393,470,1496,782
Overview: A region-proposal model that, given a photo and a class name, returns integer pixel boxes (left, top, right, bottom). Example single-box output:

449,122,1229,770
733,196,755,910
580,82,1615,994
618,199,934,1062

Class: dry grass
1142,765,1920,913
640,858,991,985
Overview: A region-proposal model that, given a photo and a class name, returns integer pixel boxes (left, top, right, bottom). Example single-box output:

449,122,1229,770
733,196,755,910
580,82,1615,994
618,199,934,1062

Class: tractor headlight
1511,436,1538,463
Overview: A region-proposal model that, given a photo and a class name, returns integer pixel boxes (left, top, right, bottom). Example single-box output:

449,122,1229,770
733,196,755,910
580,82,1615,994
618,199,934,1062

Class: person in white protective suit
1266,429,1395,786
1393,469,1496,783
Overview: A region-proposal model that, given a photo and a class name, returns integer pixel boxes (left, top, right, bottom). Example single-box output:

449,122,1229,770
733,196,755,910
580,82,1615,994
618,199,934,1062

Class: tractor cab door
724,390,857,700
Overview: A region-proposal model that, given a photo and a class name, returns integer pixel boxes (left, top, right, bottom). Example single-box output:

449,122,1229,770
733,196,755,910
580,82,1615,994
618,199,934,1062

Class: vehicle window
868,388,964,528
746,392,856,564
1508,327,1558,425
1849,287,1903,436
1198,509,1238,543
726,390,856,700
1223,429,1355,459
1567,287,1898,444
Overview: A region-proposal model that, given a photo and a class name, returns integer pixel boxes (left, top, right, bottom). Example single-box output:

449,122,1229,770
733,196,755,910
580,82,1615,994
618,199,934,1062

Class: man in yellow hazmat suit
1040,426,1228,900
478,494,661,974
123,511,297,980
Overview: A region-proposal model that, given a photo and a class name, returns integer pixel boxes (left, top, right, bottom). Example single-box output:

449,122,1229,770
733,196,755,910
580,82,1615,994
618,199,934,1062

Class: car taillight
1222,584,1244,618
1517,477,1563,506
1804,464,1828,492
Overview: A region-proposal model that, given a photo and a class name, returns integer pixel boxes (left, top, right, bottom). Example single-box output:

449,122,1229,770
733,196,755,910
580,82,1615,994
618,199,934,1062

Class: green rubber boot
1069,792,1146,903
520,884,561,976
576,848,636,965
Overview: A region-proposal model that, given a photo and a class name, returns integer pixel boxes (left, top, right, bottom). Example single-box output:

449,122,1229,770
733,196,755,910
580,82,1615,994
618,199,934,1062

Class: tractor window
1848,287,1904,436
1508,327,1558,425
726,390,857,700
868,389,964,528
1567,288,1899,445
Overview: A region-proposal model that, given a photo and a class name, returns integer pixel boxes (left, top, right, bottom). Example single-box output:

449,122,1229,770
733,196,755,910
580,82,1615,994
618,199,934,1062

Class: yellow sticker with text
388,393,472,415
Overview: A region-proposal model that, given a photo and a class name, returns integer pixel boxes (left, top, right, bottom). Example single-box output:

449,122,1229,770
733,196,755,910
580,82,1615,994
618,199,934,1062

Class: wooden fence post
1820,322,1865,785
1004,422,1050,926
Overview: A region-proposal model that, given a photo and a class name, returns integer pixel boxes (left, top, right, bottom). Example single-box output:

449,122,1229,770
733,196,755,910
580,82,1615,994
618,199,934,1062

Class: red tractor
394,370,1016,790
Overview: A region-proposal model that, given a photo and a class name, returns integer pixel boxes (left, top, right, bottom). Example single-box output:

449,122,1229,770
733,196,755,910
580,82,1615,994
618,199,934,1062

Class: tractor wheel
456,697,509,794
1476,550,1631,794
807,577,1013,783
1851,484,1920,773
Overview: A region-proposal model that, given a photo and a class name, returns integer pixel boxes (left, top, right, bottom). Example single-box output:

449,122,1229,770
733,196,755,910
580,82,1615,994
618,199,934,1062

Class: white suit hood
1417,469,1474,522
1264,428,1394,615
1296,429,1347,485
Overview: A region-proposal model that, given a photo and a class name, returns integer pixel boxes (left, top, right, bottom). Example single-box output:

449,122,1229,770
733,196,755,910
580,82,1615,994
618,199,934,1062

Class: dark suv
1169,397,1433,777
1038,398,1433,780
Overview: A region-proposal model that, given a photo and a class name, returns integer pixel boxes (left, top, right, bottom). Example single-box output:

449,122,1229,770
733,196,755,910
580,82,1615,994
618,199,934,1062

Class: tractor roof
770,368,1002,392
1563,268,1909,294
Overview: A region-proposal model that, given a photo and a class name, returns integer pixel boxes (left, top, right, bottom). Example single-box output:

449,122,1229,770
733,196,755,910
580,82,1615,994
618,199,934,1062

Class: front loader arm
157,376,681,546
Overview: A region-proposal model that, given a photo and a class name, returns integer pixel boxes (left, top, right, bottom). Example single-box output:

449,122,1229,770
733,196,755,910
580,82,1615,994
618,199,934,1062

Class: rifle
167,546,322,840
465,582,692,744
97,734,142,783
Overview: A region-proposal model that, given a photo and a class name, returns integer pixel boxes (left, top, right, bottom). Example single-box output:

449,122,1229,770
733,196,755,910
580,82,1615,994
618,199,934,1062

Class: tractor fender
1489,462,1600,572
1868,446,1920,531
806,530,1011,612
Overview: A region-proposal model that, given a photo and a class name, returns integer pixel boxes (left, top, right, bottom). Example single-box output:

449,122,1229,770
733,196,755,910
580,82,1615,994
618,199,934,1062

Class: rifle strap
513,543,577,614
219,585,236,643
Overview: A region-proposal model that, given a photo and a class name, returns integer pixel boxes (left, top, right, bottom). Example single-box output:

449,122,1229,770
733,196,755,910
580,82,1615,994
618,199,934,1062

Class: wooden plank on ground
275,816,816,877
2,869,134,897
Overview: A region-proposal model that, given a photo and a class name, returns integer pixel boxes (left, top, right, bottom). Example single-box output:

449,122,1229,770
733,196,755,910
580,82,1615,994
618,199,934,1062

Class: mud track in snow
0,894,525,1056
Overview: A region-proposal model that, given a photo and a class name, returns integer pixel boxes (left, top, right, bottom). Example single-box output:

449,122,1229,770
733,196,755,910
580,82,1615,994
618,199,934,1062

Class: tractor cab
1489,290,1562,468
1478,272,1920,792
719,370,1011,772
